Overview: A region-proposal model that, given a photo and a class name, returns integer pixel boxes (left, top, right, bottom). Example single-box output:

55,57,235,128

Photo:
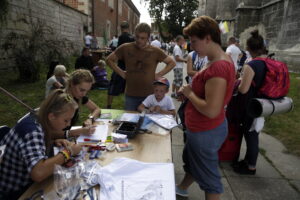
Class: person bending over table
0,90,82,200
62,69,101,138
176,16,235,200
106,22,176,111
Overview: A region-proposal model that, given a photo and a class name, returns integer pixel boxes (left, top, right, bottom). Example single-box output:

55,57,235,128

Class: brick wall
0,0,88,70
92,0,140,47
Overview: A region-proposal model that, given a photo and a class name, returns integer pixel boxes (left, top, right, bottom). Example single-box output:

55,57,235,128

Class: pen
84,138,100,142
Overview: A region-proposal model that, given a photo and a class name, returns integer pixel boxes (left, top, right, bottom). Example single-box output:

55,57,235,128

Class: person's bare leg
107,95,113,108
172,83,175,94
205,193,220,200
177,173,194,190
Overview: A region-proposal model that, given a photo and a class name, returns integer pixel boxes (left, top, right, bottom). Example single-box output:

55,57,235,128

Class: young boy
138,77,176,116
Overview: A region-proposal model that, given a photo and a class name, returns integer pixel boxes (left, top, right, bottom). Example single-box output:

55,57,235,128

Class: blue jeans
125,95,146,111
183,119,228,194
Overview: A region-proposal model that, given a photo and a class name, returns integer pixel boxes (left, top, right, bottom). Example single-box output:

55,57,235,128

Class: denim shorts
183,119,228,194
125,95,146,111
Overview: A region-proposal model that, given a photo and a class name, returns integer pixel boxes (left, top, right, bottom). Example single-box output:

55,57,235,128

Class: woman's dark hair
183,16,221,46
246,30,265,55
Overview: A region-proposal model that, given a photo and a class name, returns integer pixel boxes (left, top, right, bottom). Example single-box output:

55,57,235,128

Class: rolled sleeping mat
248,97,293,118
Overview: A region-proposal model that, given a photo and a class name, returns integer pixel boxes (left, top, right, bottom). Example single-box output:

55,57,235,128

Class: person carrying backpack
233,30,289,175
186,50,208,83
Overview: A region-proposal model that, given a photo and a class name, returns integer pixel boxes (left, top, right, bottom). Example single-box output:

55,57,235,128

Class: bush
2,18,76,82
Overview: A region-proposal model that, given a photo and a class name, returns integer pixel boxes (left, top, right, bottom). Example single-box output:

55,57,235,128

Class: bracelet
64,130,70,139
59,149,71,162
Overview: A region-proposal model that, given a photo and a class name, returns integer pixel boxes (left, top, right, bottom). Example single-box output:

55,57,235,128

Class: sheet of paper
119,113,140,123
146,114,178,130
98,158,176,200
76,124,108,143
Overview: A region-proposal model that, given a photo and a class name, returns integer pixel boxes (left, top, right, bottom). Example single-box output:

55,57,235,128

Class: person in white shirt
171,35,187,98
138,77,176,116
226,37,242,71
186,50,208,83
109,35,119,51
84,32,93,48
45,65,68,97
150,36,162,48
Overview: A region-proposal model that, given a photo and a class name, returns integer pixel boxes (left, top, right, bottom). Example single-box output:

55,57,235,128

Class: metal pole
0,86,35,114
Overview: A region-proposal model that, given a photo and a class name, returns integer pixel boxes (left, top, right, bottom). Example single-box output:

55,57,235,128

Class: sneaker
233,164,256,175
231,159,248,169
171,93,177,98
176,185,188,197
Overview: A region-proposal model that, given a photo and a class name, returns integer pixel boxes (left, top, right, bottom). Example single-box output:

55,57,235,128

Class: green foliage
0,60,124,127
264,73,300,156
2,18,76,82
144,0,198,40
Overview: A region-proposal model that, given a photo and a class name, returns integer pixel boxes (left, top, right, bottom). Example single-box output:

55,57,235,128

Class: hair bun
250,30,259,38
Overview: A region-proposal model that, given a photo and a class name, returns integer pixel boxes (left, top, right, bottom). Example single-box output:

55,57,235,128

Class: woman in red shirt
176,16,235,200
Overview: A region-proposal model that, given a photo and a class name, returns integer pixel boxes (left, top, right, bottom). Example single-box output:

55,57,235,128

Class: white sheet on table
81,158,175,200
75,124,108,143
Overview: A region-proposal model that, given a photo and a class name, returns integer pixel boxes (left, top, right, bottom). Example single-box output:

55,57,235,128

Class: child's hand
68,144,82,156
82,126,96,135
153,106,162,113
54,139,71,148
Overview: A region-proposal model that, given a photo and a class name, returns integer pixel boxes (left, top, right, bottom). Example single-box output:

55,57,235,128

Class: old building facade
60,0,140,47
198,0,300,71
0,0,89,70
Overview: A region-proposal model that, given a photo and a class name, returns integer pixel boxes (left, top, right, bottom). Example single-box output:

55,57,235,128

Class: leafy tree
143,0,198,40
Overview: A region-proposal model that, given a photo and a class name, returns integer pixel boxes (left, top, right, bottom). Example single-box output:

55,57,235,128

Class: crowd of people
0,15,272,200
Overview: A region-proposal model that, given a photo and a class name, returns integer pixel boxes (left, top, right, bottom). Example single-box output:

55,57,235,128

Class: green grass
264,73,300,156
0,58,124,127
0,62,299,156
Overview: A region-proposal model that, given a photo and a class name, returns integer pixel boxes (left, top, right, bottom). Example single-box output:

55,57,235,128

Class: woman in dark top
234,30,267,175
62,69,101,138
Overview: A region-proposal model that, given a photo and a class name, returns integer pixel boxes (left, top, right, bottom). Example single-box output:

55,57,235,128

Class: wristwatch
89,116,95,123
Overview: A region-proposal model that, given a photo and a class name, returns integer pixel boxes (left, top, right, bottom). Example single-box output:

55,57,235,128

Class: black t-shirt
70,96,89,127
118,32,135,47
247,59,267,96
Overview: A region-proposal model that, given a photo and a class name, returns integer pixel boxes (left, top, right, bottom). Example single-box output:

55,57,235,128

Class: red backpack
253,57,290,99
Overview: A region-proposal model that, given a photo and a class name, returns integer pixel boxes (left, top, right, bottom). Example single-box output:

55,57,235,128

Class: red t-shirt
185,60,235,132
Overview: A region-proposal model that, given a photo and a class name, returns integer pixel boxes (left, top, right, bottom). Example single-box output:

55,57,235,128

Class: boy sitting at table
138,77,176,116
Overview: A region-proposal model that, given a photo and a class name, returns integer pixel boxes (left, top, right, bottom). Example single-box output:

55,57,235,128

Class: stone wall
236,0,300,72
202,0,300,71
0,0,88,70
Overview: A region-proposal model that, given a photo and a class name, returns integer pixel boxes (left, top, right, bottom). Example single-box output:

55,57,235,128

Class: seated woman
45,65,68,97
0,90,82,199
91,60,110,89
62,69,101,138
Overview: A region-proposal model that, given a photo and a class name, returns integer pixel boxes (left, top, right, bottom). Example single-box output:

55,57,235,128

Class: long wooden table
19,110,172,199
